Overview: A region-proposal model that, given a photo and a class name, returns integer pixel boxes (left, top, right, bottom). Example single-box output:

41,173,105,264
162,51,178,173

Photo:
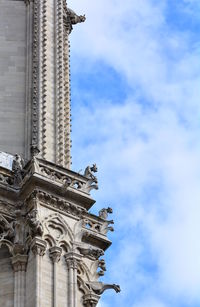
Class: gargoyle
99,207,114,234
78,246,104,259
27,209,43,238
82,164,98,193
63,6,86,33
30,145,40,157
99,207,113,220
100,221,114,235
67,8,86,25
12,153,25,186
85,281,121,295
84,164,98,180
97,259,106,276
0,215,15,241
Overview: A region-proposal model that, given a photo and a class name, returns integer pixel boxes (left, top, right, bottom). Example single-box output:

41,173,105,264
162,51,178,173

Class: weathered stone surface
0,0,26,157
0,157,119,306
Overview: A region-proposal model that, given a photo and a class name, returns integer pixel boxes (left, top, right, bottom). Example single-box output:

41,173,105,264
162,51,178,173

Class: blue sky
68,1,200,306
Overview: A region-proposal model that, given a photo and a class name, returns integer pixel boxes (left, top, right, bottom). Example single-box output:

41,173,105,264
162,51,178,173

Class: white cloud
68,0,200,306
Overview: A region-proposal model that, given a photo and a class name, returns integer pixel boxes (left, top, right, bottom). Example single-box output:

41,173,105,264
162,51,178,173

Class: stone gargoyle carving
99,207,114,235
97,259,106,276
82,164,98,193
100,221,114,235
31,145,40,157
99,207,113,220
85,281,121,295
12,153,25,186
77,245,104,260
63,7,86,33
0,214,15,241
26,209,43,238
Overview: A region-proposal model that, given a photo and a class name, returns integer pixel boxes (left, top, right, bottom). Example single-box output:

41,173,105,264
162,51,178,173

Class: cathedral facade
0,0,120,306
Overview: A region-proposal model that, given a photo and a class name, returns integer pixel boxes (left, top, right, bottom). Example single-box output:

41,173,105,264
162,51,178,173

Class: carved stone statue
78,246,104,259
97,259,106,276
0,214,15,241
27,209,43,238
85,281,121,295
99,207,113,220
67,8,86,24
63,6,86,33
30,145,40,157
12,154,24,186
98,207,114,234
100,221,114,235
84,164,98,180
12,209,25,245
83,164,98,193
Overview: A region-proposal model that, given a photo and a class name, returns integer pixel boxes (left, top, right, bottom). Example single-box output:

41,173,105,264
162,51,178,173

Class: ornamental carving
63,5,86,33
0,214,15,241
84,282,121,295
83,164,99,193
77,245,104,260
12,154,25,187
26,209,44,238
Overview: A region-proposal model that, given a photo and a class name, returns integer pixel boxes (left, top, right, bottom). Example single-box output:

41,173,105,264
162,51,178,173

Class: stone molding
28,0,86,167
65,252,82,268
11,254,28,272
49,246,62,263
31,237,47,256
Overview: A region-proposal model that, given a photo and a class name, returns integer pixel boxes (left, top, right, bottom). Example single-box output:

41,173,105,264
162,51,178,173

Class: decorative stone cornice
49,246,62,263
28,189,86,218
31,237,47,256
11,254,28,272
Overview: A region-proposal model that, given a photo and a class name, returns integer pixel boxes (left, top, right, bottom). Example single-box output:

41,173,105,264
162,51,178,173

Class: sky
68,1,200,306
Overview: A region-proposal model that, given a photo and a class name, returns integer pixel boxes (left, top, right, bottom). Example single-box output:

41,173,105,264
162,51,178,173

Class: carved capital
31,237,47,256
11,254,28,272
66,258,78,269
83,293,99,307
65,252,81,269
49,246,62,263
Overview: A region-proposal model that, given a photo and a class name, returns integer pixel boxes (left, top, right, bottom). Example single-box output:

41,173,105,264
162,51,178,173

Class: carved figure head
107,207,113,214
79,15,86,22
15,153,20,160
31,145,40,157
91,164,98,173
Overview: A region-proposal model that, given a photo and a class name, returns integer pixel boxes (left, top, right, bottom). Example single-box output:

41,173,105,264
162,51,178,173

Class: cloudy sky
68,1,200,306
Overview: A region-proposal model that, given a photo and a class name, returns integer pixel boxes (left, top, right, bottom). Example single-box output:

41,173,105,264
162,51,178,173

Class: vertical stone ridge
32,0,40,149
64,31,71,168
56,0,65,166
40,0,48,158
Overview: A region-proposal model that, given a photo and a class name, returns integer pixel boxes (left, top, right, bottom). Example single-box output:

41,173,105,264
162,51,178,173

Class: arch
59,240,71,253
0,240,14,255
42,213,74,244
43,234,56,248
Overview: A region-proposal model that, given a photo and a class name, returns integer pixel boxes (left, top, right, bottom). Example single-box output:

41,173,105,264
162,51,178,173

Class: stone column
31,238,47,307
12,254,28,307
65,253,81,307
49,246,62,307
83,294,100,307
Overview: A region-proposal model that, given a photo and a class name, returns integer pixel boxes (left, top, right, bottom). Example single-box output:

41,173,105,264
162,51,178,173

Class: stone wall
0,0,26,157
0,246,14,306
